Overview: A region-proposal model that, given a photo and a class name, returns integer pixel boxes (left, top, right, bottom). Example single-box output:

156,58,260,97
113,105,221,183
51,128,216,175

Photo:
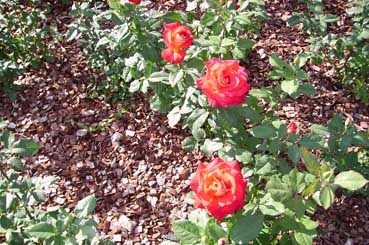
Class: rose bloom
197,58,251,107
287,121,298,134
128,0,141,4
163,22,193,51
190,157,247,221
161,48,186,64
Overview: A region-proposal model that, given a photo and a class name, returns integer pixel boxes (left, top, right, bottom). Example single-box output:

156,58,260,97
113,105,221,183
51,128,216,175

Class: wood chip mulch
0,0,368,244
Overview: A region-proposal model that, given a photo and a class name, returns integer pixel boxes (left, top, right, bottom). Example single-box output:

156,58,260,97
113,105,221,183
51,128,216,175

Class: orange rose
163,22,193,51
128,0,141,4
190,158,247,221
196,58,251,107
161,48,186,64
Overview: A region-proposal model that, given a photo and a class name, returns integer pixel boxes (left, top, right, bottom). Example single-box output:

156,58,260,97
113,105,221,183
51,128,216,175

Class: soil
0,0,368,244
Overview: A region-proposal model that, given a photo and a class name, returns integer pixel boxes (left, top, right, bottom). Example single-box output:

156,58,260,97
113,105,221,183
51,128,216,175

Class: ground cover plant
0,0,369,244
288,0,369,103
0,0,56,99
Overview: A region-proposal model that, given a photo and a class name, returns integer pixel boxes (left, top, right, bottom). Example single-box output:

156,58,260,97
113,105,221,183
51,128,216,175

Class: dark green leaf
74,195,96,218
27,222,56,239
250,125,277,138
11,139,39,157
230,214,264,244
300,147,320,176
172,220,201,244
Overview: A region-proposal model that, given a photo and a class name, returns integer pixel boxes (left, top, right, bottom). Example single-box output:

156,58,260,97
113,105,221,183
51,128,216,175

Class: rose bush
66,0,369,244
190,158,247,221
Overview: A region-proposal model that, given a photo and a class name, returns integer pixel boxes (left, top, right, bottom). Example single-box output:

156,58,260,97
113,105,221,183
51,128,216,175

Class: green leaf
320,186,334,209
299,84,317,96
230,214,264,244
287,14,302,26
172,220,201,244
300,134,323,149
108,0,121,10
182,136,197,151
300,148,320,176
237,38,255,50
281,80,299,96
250,125,277,138
27,222,56,239
235,149,253,164
205,222,227,242
269,54,286,69
327,114,344,133
192,112,209,130
293,231,313,245
0,130,15,149
294,52,309,68
200,139,223,155
11,139,39,157
309,124,330,136
334,171,368,191
74,195,96,218
266,177,292,201
161,12,183,22
0,121,7,129
259,196,285,216
148,71,169,83
169,70,184,87
7,158,23,171
168,107,181,128
200,12,218,26
129,80,141,93
287,144,300,164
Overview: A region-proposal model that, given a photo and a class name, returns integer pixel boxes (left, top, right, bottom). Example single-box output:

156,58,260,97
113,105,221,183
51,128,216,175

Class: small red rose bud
287,121,298,134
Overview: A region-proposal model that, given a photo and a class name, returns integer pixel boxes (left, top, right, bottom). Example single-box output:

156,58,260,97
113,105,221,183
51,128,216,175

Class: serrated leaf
11,139,39,157
182,136,197,152
309,124,330,136
27,222,56,239
250,125,277,138
300,134,323,149
281,80,299,95
172,220,201,244
269,54,286,69
300,148,320,176
288,144,300,164
320,186,334,209
334,171,368,191
74,195,96,218
200,139,223,155
266,177,292,201
230,214,264,244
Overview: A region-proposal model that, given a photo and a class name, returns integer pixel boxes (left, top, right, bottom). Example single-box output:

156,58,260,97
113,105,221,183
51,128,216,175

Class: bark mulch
0,0,368,244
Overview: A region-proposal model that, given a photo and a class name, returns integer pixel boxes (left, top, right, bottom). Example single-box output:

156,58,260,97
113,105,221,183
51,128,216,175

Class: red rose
161,48,186,64
196,58,251,107
190,158,247,221
128,0,141,4
163,22,193,51
287,121,298,134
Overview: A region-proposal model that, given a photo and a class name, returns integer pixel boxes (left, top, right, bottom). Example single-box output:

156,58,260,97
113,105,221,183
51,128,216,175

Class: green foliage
67,0,163,102
0,0,56,99
288,0,369,103
0,120,111,244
